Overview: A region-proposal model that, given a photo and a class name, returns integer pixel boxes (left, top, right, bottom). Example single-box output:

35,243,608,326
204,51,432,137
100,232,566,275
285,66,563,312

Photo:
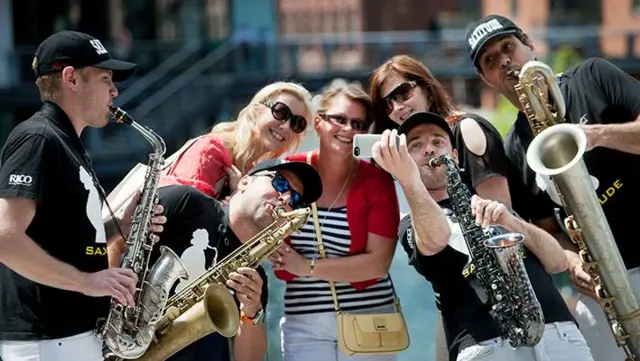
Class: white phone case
352,134,400,158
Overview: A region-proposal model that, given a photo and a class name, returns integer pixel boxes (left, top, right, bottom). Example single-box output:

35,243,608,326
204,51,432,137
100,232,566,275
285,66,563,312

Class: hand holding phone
353,134,401,158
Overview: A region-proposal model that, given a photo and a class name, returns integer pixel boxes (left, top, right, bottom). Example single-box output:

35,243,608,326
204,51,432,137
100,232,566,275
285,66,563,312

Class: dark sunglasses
264,172,305,209
261,101,307,134
318,113,370,132
383,81,418,114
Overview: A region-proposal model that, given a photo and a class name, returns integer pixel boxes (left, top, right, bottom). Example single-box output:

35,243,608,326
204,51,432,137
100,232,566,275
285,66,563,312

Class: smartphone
352,134,401,158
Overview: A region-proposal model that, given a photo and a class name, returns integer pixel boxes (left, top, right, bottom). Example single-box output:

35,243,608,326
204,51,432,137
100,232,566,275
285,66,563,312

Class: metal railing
114,40,202,108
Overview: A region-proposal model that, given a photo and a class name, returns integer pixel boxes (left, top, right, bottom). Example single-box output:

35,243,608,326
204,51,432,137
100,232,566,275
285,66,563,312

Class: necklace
321,159,354,219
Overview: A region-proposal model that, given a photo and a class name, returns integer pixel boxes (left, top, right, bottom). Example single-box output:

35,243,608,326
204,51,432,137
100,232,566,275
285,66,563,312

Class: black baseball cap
466,15,524,67
248,159,323,205
32,30,137,82
398,111,454,141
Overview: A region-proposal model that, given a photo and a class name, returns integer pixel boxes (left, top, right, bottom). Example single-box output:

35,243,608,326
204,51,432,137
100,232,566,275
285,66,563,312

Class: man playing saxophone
0,31,166,361
372,112,592,361
466,14,640,361
108,159,322,361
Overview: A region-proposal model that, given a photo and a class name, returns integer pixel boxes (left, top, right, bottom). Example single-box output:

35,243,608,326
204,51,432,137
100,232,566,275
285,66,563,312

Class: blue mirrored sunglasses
270,173,305,209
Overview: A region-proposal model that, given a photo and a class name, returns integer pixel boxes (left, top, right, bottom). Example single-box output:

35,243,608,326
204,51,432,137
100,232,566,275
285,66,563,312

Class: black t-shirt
450,113,509,189
504,57,640,269
451,112,557,223
398,197,575,361
0,102,111,340
154,185,268,361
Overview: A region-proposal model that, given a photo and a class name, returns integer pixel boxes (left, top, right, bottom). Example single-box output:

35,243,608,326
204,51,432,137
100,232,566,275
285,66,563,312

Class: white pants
457,321,593,361
280,305,398,361
574,267,640,361
0,331,103,361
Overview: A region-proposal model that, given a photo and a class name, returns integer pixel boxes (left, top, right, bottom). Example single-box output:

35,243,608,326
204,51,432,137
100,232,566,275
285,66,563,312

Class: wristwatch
240,307,265,327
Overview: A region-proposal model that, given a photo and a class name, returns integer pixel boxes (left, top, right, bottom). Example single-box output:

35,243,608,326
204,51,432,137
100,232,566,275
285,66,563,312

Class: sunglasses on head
383,81,418,115
261,101,307,134
262,172,305,209
319,113,370,132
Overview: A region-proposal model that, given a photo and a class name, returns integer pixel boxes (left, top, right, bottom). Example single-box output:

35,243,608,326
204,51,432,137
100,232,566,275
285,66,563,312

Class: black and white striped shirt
284,207,395,315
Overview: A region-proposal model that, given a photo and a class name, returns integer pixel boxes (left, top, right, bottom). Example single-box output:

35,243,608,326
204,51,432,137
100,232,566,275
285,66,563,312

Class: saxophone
516,60,640,360
100,106,190,360
429,154,545,348
134,206,311,361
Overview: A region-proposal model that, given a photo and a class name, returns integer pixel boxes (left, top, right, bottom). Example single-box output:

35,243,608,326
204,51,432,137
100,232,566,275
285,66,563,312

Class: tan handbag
307,168,410,355
101,135,209,221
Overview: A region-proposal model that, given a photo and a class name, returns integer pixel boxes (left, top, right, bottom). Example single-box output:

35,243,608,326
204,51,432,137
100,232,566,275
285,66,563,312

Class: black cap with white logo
248,159,323,206
32,30,137,82
465,15,524,67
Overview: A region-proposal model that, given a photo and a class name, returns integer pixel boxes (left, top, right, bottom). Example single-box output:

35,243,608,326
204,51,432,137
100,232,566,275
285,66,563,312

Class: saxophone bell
519,60,640,359
135,206,312,361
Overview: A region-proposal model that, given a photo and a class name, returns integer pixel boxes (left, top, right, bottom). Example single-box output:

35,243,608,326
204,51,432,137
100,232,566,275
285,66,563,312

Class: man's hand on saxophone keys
470,195,511,229
118,189,167,236
227,267,263,317
79,268,139,307
566,250,598,300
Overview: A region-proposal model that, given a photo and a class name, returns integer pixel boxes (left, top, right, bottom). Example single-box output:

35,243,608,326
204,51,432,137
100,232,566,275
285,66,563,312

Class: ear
61,66,78,87
452,148,460,165
313,114,322,133
522,34,535,52
236,175,252,192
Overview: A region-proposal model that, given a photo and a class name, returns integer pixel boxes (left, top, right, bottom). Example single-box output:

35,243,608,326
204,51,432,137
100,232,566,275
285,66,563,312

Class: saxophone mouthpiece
109,106,133,125
428,156,443,168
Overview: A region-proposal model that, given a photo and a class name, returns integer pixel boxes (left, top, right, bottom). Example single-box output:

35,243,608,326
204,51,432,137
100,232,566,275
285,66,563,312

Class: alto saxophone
516,61,640,360
134,206,311,361
100,107,190,360
430,154,545,348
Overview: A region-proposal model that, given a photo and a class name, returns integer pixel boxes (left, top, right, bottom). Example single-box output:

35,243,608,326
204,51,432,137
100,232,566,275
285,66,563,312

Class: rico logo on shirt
8,174,33,186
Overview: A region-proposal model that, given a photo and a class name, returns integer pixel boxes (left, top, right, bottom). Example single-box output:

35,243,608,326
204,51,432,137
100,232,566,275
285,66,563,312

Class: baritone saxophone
134,206,311,361
516,60,640,360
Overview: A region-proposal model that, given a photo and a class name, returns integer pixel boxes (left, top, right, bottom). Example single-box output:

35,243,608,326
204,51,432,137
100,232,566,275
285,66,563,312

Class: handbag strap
310,200,342,315
306,151,342,314
306,151,402,315
164,134,205,173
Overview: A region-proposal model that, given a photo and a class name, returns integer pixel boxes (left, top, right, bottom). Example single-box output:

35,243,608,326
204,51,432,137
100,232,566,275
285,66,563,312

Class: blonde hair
316,82,374,128
210,81,313,173
35,73,62,102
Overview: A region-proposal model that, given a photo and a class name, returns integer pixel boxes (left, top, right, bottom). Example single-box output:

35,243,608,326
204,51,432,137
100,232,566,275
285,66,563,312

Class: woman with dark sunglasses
269,83,401,361
370,54,513,206
158,81,313,200
369,55,516,361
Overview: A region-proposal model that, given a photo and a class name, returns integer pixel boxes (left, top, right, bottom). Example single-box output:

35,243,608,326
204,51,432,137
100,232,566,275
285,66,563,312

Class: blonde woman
108,82,312,269
159,81,313,198
271,83,401,361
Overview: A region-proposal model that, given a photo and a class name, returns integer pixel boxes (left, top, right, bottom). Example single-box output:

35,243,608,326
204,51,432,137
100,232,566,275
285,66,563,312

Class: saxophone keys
149,234,160,244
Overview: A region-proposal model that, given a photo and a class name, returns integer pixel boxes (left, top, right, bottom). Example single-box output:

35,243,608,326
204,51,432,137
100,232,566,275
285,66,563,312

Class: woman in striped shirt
271,83,401,361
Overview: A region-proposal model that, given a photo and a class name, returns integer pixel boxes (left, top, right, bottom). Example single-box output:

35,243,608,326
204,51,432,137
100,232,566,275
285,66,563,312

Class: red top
159,135,232,198
274,151,400,290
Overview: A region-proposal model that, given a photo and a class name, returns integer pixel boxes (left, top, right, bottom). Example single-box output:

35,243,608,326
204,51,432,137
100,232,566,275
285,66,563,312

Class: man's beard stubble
420,168,447,191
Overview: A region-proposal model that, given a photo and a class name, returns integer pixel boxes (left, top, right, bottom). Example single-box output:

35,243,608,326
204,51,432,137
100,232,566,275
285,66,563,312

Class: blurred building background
0,0,635,359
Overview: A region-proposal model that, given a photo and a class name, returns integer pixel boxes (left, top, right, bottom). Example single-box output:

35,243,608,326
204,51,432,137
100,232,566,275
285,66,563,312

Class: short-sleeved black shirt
0,102,111,340
450,113,509,189
451,112,557,223
398,195,575,360
154,185,268,361
504,57,640,270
